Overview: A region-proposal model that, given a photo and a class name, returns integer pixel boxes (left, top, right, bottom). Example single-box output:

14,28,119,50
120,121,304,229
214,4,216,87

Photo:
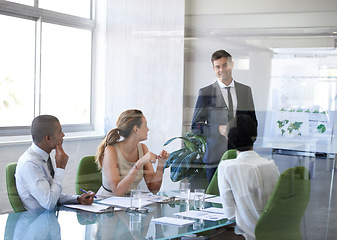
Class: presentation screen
263,48,337,154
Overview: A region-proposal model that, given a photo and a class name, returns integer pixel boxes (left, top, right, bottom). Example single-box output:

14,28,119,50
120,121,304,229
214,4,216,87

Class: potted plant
163,131,208,190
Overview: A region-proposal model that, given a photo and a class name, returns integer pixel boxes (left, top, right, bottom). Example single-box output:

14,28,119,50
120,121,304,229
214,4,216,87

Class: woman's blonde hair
95,109,143,169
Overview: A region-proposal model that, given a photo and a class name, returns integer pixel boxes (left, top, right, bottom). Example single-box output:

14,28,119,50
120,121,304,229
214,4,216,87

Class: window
0,1,95,135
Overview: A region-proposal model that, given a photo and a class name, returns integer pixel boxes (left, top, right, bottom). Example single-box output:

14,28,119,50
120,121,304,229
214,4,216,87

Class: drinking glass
194,189,205,210
129,213,142,232
180,182,191,202
130,189,142,209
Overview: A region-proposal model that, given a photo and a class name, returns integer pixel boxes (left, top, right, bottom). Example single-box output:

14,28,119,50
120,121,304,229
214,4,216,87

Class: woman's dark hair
226,114,257,151
95,109,143,169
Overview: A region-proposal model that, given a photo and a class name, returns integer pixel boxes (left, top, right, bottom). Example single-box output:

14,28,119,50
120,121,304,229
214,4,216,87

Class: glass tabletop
2,198,234,240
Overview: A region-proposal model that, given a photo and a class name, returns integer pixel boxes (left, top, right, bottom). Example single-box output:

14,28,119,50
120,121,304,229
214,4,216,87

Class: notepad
174,210,226,221
151,217,195,226
64,203,122,213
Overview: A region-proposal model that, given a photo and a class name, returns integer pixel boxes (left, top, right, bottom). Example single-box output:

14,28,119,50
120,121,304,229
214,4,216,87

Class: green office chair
206,149,237,195
6,163,26,213
255,166,310,240
75,156,102,195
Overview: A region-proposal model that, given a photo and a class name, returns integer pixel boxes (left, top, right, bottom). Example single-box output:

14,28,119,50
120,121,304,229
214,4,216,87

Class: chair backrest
206,149,237,195
6,163,26,213
75,156,102,195
255,166,310,240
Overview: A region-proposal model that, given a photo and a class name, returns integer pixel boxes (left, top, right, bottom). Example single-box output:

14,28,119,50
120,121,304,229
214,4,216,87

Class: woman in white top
95,109,169,196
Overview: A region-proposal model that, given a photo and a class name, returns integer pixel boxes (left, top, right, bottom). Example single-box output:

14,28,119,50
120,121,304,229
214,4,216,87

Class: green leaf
164,148,186,169
194,135,207,150
184,138,198,152
163,136,183,146
170,152,198,182
184,131,194,137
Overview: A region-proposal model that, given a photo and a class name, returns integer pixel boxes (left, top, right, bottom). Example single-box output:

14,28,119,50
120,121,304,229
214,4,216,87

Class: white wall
104,0,185,191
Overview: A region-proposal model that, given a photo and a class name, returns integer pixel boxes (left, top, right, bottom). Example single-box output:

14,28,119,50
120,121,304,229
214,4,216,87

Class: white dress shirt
217,79,237,117
218,150,280,239
15,143,78,211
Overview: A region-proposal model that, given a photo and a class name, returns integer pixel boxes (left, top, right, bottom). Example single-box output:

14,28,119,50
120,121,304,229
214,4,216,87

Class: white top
217,79,237,116
218,150,280,239
15,143,78,211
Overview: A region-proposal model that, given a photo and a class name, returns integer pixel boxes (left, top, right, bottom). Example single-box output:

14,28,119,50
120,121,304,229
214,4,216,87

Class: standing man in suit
191,50,257,183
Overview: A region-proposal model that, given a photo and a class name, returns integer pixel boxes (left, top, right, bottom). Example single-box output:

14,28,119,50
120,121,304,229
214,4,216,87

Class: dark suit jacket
191,81,257,166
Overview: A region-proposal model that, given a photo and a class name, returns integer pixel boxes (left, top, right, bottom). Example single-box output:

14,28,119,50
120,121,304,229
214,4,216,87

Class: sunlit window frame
0,1,95,136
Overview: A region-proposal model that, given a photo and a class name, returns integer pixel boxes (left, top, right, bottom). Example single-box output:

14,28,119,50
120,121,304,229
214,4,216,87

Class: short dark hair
211,50,232,65
31,115,59,144
226,114,257,151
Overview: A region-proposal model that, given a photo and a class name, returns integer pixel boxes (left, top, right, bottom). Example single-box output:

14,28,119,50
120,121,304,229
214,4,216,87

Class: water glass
130,189,142,209
194,189,205,210
129,213,142,232
180,182,191,202
193,218,205,230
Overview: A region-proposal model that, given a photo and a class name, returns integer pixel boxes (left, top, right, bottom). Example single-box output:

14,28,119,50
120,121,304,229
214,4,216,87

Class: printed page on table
151,217,195,226
64,203,123,213
174,210,226,221
99,196,153,208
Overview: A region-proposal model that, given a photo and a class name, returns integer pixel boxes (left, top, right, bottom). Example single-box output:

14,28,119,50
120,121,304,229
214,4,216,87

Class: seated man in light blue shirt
16,115,95,211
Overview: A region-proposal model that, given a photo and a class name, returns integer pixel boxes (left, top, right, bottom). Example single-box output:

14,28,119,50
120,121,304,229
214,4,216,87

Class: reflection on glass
5,0,34,6
94,207,157,240
40,22,91,125
0,15,35,127
5,211,61,240
39,0,91,18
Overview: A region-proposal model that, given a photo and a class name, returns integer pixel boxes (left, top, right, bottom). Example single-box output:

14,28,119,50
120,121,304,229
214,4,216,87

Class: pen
80,188,97,198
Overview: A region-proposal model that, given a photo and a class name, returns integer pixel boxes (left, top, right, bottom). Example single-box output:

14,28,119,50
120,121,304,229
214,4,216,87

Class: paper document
175,192,215,200
143,194,176,203
99,196,153,208
205,196,222,204
174,210,226,221
151,217,195,226
201,207,224,214
64,203,122,213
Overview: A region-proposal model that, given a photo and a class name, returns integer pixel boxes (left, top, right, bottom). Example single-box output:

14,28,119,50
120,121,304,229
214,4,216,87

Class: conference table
1,194,234,240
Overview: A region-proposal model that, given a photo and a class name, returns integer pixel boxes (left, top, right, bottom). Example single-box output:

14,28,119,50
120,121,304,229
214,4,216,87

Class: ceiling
184,0,337,58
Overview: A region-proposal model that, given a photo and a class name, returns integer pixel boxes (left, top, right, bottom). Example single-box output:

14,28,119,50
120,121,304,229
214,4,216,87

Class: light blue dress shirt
15,143,78,211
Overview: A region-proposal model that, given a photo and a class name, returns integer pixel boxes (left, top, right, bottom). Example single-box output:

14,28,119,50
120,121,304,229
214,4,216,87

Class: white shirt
218,150,280,239
217,79,237,116
15,143,78,211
